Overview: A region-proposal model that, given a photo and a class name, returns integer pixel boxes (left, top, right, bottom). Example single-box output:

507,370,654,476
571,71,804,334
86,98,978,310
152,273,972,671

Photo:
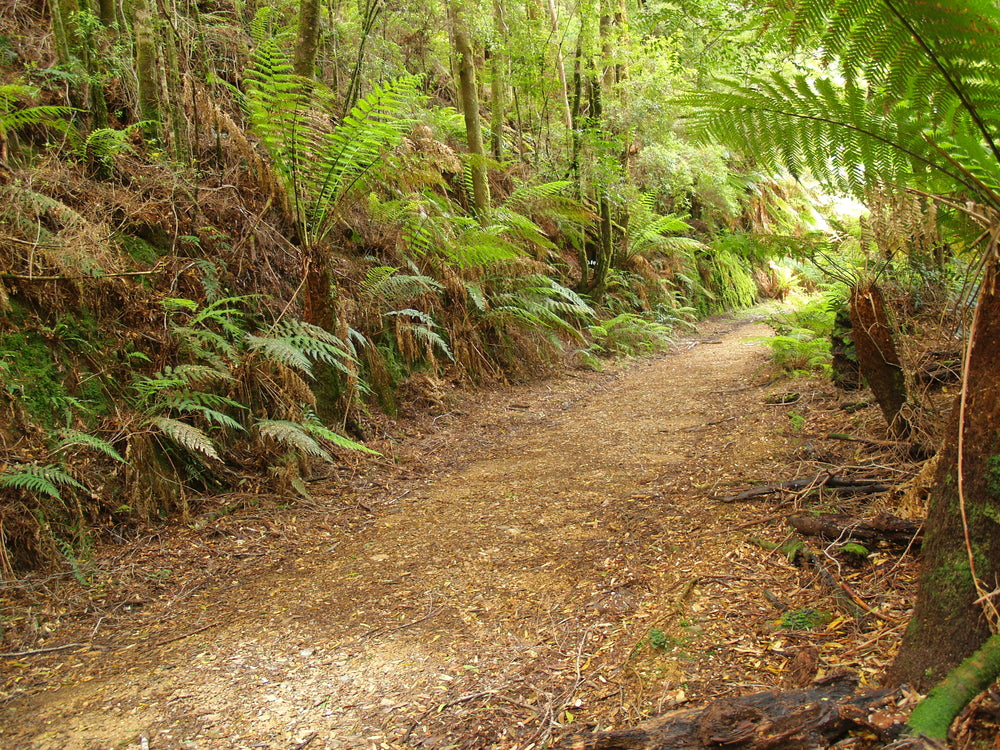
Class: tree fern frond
302,422,380,454
245,333,313,372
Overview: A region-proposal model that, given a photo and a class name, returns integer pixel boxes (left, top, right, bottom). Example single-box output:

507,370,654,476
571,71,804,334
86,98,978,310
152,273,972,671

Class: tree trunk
888,245,1000,690
849,281,911,438
293,0,322,79
450,0,490,217
488,1,506,160
131,0,161,142
545,0,572,130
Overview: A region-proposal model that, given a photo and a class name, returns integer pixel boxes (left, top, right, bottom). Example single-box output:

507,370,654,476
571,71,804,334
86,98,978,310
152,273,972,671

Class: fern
385,309,454,361
54,429,126,463
245,40,416,245
151,417,221,461
685,2,1000,209
302,421,379,454
0,463,88,502
0,83,75,144
255,419,333,462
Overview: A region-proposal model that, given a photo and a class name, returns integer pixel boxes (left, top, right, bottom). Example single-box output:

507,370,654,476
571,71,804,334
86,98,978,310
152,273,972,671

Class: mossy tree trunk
449,0,490,218
849,281,911,438
293,0,322,79
130,0,161,143
888,245,1000,690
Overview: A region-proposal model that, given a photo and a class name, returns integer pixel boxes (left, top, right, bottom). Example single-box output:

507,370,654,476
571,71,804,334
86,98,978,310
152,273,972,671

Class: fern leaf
302,422,380,454
0,463,87,501
152,417,221,461
255,419,333,461
54,429,127,463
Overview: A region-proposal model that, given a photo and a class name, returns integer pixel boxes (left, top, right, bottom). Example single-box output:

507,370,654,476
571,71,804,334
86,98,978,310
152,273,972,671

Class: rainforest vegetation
3,0,1000,743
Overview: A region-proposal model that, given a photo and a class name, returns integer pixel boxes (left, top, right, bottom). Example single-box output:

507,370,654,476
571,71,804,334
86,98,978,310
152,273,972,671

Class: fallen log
561,673,901,750
720,472,891,503
787,512,923,547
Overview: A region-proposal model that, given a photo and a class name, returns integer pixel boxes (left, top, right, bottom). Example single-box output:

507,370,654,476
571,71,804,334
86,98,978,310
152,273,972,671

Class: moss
986,455,1000,499
907,633,1000,739
925,552,976,604
0,331,67,428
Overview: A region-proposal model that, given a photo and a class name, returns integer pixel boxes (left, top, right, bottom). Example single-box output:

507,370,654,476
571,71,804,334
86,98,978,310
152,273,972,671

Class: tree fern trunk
889,245,1000,691
131,0,161,142
848,281,911,438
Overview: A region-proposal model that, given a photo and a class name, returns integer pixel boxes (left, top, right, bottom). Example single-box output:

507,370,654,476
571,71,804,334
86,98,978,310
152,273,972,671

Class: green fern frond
54,429,126,463
152,417,221,461
0,463,87,501
255,419,332,461
302,421,380,454
465,281,487,312
245,333,313,372
159,392,246,431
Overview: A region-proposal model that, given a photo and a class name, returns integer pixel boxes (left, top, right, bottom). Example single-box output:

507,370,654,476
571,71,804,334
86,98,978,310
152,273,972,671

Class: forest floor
0,312,922,749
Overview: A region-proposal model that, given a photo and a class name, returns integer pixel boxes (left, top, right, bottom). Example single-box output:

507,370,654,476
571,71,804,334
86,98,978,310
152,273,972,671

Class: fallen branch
720,472,891,503
787,512,923,547
1,270,159,281
0,642,87,658
561,673,899,749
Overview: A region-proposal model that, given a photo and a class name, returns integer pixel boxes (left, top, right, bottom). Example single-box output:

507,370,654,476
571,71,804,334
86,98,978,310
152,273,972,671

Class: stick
361,607,443,641
0,642,87,658
1,270,159,281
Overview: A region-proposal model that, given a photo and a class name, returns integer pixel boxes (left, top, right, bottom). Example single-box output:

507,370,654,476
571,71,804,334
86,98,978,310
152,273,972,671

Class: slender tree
449,0,490,217
293,0,322,79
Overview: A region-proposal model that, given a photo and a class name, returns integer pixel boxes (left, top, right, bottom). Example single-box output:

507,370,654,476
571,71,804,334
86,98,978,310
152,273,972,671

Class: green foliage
779,607,831,630
683,1,1000,209
0,83,75,146
696,247,758,315
587,313,678,358
133,297,371,487
0,463,87,503
245,38,416,245
757,296,837,376
620,193,702,267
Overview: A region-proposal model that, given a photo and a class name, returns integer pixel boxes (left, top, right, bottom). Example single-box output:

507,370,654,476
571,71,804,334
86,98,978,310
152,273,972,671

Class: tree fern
255,419,333,461
686,2,1000,209
301,416,379,454
245,40,416,246
0,83,75,145
384,308,454,361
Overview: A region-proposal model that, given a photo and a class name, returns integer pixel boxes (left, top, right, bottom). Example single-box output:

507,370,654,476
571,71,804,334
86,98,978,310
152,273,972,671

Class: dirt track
2,316,831,749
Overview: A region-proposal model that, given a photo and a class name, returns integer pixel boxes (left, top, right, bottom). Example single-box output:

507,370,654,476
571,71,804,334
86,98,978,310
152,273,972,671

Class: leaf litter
0,314,923,749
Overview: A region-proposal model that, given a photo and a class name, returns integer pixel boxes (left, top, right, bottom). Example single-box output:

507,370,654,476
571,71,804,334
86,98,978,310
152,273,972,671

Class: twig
1,270,158,281
293,732,318,749
402,690,498,743
153,622,220,648
360,606,443,641
0,642,87,658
